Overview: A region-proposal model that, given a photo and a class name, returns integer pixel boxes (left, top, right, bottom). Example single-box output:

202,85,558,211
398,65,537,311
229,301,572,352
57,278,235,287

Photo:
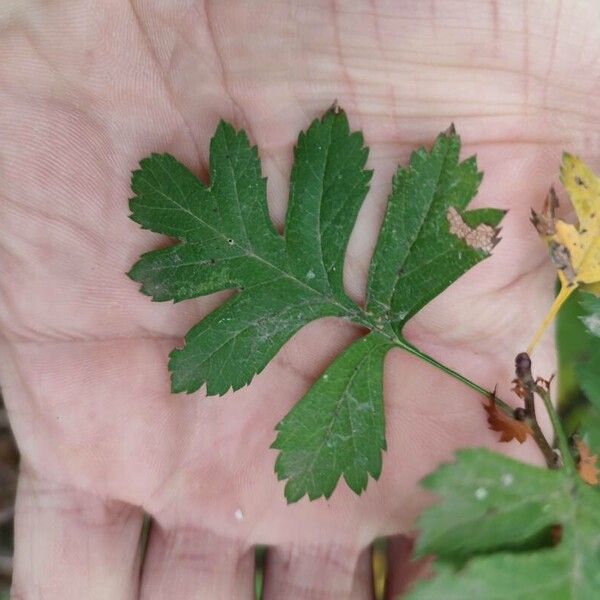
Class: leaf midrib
220,130,253,252
386,144,450,321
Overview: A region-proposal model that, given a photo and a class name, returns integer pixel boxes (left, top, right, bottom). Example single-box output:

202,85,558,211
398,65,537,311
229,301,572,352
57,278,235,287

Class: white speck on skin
475,487,488,500
234,508,244,521
323,374,329,380
501,473,514,487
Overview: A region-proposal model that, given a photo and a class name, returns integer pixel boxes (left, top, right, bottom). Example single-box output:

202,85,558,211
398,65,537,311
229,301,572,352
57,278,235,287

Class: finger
263,543,374,600
139,522,254,600
11,466,143,600
384,535,432,599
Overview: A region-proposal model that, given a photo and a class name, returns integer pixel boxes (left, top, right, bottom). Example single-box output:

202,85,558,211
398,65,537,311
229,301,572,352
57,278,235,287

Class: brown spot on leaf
551,524,563,546
446,206,499,253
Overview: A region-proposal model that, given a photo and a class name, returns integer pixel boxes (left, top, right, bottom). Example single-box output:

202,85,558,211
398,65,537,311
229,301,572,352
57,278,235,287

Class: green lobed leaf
285,110,372,298
130,112,366,396
272,332,393,502
407,449,600,599
129,109,504,502
366,129,504,330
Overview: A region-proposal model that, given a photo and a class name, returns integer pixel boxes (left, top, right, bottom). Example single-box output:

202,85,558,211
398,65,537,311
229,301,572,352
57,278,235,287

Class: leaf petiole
396,337,514,415
528,281,576,355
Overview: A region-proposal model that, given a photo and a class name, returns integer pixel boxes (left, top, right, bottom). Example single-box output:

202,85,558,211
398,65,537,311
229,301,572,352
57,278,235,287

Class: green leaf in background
580,293,600,337
579,407,600,453
556,288,592,407
129,108,504,501
414,450,564,562
407,449,600,599
576,293,600,410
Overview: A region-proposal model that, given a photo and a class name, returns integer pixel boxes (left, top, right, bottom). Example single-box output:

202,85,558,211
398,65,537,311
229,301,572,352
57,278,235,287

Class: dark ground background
0,391,16,599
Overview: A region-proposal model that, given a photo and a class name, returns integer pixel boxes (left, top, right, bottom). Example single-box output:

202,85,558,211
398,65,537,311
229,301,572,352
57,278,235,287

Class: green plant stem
399,340,513,413
535,383,577,476
352,312,516,417
353,314,574,477
353,315,573,475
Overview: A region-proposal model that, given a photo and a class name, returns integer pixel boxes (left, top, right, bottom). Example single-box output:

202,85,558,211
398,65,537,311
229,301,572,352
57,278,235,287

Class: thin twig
514,352,559,469
534,382,577,476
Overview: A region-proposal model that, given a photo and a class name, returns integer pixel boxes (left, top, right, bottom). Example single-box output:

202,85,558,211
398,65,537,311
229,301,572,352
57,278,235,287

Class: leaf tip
562,150,575,163
443,122,457,136
327,99,342,114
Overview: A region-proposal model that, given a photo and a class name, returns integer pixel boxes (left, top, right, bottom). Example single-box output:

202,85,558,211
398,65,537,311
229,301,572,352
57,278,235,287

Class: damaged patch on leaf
446,206,500,252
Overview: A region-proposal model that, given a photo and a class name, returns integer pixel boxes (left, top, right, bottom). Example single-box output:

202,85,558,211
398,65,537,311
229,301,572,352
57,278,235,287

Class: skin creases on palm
0,0,586,597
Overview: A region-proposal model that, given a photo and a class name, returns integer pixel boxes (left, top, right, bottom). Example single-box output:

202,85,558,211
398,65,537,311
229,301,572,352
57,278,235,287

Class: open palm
0,1,591,598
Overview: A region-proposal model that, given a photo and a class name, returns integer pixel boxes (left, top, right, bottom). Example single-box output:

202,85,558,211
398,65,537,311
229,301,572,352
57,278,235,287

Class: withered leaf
575,438,599,486
483,395,532,443
529,153,600,353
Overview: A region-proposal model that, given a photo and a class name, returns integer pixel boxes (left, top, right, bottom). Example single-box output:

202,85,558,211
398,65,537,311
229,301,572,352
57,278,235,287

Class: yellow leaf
528,153,600,353
559,153,600,284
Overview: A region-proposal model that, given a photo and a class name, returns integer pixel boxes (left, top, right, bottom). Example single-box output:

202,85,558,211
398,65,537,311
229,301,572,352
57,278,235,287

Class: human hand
0,1,585,597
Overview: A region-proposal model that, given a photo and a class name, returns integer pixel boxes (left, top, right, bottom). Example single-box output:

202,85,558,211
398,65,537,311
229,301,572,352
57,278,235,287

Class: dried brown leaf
483,395,533,443
575,439,599,486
